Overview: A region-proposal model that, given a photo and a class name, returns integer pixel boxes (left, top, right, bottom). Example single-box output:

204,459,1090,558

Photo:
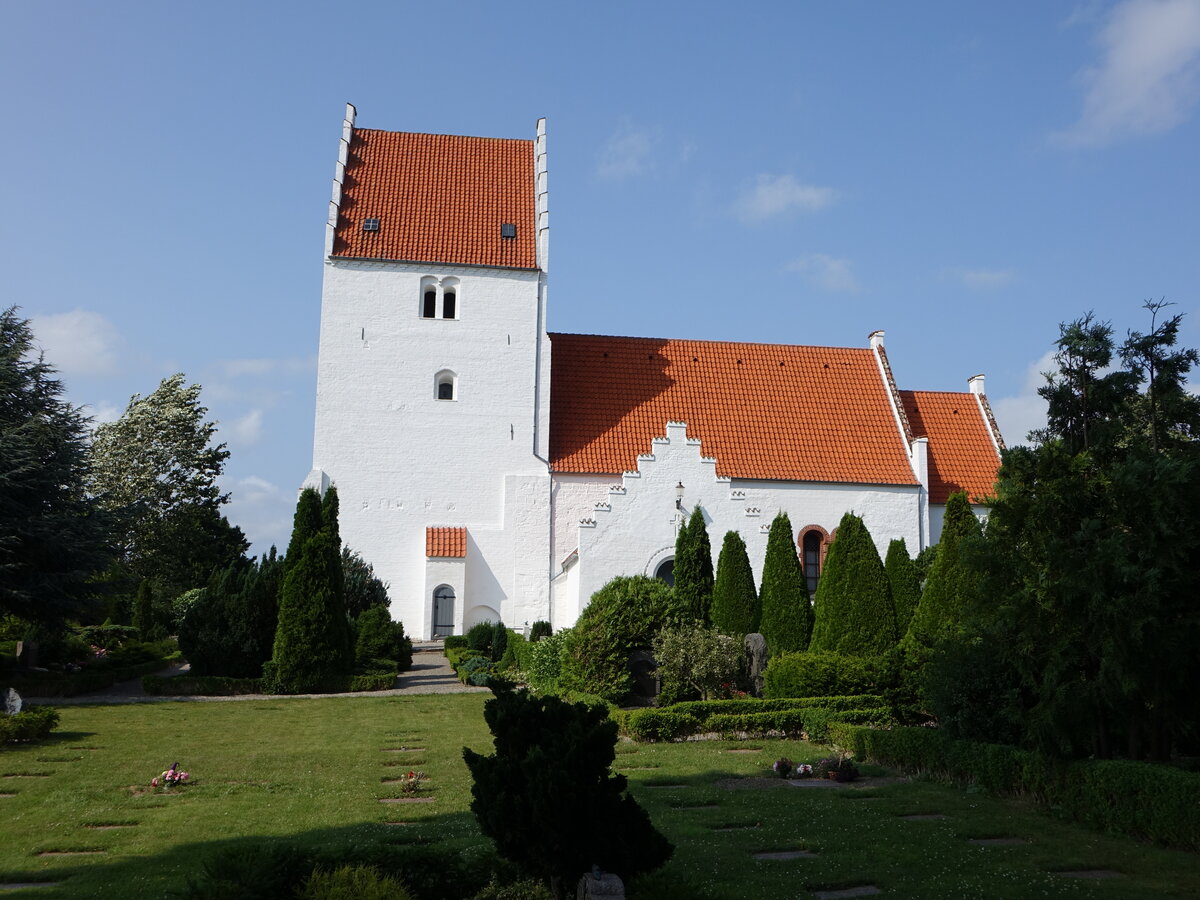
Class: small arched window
654,558,675,587
435,370,457,401
422,290,437,318
442,289,456,319
799,525,830,597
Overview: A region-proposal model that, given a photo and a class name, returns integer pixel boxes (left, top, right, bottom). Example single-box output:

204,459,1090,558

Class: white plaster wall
550,422,923,626
927,503,989,546
312,259,552,638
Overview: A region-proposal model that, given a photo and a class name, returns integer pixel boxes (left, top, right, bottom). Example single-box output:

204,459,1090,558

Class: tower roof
332,129,538,269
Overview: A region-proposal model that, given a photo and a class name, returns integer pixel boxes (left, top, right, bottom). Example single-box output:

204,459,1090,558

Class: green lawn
1,696,1198,898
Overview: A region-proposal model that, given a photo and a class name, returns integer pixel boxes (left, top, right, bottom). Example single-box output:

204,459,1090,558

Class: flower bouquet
151,762,191,789
396,770,426,794
771,757,793,779
793,763,814,779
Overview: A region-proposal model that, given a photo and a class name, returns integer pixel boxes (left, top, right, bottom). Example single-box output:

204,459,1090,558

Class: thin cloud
224,475,294,554
736,174,837,223
596,121,656,180
1056,0,1200,147
785,253,860,293
30,309,124,377
228,408,265,446
991,350,1055,447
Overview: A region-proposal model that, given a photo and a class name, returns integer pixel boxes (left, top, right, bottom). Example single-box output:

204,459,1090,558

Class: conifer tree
710,530,759,636
809,512,897,655
132,580,163,641
885,538,921,637
757,512,812,654
285,488,323,564
904,492,980,650
673,505,714,623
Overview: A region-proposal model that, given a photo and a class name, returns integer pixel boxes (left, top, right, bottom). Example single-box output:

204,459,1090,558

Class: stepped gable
548,333,918,486
333,129,537,269
900,390,1001,503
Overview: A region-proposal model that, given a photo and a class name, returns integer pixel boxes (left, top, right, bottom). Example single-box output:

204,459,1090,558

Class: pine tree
885,538,921,637
904,492,980,650
710,530,759,637
757,512,812,654
286,488,323,564
673,505,714,623
808,512,897,655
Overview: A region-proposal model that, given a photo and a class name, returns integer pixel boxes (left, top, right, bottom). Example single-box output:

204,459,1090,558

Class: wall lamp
675,482,685,510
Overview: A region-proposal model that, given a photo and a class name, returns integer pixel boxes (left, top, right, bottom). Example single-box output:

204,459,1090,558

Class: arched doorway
432,585,456,637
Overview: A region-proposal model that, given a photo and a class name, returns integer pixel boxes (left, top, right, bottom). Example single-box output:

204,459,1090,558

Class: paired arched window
419,276,459,320
435,370,457,401
798,525,831,596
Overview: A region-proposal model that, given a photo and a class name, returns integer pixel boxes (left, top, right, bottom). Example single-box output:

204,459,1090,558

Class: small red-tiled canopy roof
426,527,467,559
900,391,1001,504
548,333,917,486
333,129,537,270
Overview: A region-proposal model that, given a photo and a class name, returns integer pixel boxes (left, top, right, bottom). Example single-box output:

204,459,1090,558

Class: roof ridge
547,331,873,353
354,127,533,144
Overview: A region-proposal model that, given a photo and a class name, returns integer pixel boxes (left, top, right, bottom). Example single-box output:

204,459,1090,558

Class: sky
4,1,1199,555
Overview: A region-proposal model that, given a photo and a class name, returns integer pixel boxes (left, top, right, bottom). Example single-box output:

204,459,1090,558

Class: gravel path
31,643,489,706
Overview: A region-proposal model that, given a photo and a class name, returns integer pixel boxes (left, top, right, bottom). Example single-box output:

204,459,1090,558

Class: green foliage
300,864,414,900
341,548,390,618
525,629,569,693
287,488,324,564
0,306,111,625
491,622,508,663
463,685,673,897
443,635,468,651
652,623,744,701
354,605,412,671
762,650,881,699
903,491,980,651
709,530,759,637
266,529,353,694
913,544,938,588
884,538,921,637
142,674,262,696
469,874,554,900
497,629,527,672
185,842,314,899
809,512,897,655
90,372,247,598
529,620,552,642
842,725,1200,851
620,697,892,743
467,620,497,654
560,576,688,703
673,505,714,623
624,708,702,742
757,512,812,655
131,580,170,641
0,706,59,743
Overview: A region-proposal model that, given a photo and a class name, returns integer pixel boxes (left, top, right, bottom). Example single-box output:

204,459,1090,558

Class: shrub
458,655,494,686
185,842,314,899
758,512,812,655
529,621,552,642
301,864,414,900
491,622,508,663
674,505,714,624
469,874,555,900
561,576,688,703
525,630,568,693
710,530,759,637
443,635,468,651
341,548,391,618
763,650,881,699
142,675,263,696
498,630,531,673
354,606,408,667
885,538,921,637
809,512,897,655
467,621,496,654
624,708,702,742
653,623,744,701
904,491,981,650
0,706,59,743
463,684,673,897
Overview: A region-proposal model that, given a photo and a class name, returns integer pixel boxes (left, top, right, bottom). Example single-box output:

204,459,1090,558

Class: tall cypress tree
286,487,323,564
904,491,981,650
673,505,713,623
885,538,921,637
757,512,812,654
809,512,897,655
710,530,759,637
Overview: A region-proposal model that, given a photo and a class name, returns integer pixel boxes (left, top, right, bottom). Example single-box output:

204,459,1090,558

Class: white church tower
307,105,552,638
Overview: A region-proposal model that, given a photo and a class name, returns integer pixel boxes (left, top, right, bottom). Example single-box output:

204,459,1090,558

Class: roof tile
425,527,467,559
900,391,1001,503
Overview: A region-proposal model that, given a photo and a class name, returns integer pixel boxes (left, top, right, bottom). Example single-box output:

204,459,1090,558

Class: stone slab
1055,870,1122,879
969,837,1027,846
753,850,817,860
379,796,434,803
0,884,60,891
812,888,881,899
900,813,947,820
711,824,759,832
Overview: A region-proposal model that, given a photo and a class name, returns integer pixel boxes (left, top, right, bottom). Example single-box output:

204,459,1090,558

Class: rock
577,868,625,898
4,688,21,716
744,633,767,696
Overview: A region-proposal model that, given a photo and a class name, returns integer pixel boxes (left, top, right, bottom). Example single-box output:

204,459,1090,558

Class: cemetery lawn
0,696,1196,899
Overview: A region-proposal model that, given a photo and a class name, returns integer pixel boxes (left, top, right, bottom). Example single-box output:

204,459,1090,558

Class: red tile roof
426,527,467,558
900,391,1001,503
548,334,918,486
333,129,537,269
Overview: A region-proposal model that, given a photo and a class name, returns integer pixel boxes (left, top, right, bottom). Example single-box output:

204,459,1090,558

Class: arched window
419,276,460,319
442,289,456,319
798,525,830,596
422,289,437,318
435,370,457,401
432,585,455,637
654,557,675,587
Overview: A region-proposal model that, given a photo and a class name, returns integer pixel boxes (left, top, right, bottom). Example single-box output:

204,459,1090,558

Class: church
305,106,1004,640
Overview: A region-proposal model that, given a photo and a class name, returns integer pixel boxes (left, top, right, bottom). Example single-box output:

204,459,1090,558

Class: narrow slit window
442,289,456,319
803,530,823,596
422,290,437,319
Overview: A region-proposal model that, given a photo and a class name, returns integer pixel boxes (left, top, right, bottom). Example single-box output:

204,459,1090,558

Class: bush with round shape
529,620,552,642
560,576,688,703
467,620,496,654
763,650,881,699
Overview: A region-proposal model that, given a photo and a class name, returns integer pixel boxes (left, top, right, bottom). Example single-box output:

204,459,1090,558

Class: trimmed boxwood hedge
142,672,397,696
0,706,59,744
8,657,176,697
831,724,1200,851
620,696,892,742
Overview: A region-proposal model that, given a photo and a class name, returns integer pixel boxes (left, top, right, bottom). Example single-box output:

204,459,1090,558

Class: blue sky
4,1,1199,554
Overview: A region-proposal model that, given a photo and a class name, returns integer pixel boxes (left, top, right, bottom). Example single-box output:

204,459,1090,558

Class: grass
0,696,1196,898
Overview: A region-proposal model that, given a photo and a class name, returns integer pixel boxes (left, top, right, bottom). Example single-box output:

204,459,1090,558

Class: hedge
832,725,1200,851
621,697,893,743
8,657,176,697
442,635,468,651
0,706,59,744
142,672,397,696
